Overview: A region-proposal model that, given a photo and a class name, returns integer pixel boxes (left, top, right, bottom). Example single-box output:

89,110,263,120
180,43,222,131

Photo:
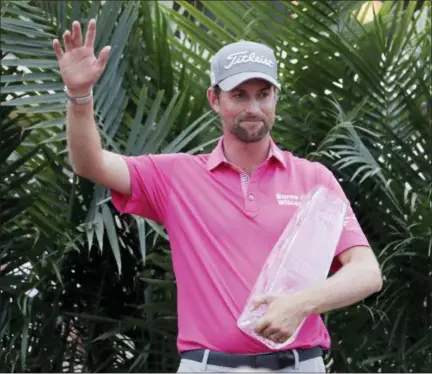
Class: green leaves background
1,0,430,372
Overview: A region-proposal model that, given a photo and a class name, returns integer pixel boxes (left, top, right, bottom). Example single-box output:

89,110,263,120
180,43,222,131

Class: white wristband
64,86,93,104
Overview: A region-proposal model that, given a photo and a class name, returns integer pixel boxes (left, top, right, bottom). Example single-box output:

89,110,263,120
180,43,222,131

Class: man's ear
274,86,279,102
207,88,220,114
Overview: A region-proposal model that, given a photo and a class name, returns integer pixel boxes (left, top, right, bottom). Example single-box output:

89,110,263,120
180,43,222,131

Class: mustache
237,116,265,122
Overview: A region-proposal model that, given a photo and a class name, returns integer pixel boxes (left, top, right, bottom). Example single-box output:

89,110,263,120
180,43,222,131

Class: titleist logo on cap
224,51,274,70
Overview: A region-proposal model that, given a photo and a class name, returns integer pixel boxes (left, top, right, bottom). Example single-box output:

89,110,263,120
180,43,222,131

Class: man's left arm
300,244,383,316
302,165,384,313
253,245,383,342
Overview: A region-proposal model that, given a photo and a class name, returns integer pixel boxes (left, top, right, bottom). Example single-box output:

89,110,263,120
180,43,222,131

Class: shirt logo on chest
276,193,303,206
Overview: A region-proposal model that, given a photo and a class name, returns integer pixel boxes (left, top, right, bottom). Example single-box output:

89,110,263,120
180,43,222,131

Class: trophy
237,185,348,349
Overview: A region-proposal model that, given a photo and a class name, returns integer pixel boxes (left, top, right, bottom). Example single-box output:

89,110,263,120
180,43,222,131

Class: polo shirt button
248,194,254,201
242,176,249,182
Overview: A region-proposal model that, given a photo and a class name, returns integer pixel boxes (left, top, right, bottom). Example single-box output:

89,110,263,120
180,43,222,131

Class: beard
229,116,272,143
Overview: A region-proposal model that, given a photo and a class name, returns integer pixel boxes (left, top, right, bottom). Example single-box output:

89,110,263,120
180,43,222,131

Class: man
53,19,383,373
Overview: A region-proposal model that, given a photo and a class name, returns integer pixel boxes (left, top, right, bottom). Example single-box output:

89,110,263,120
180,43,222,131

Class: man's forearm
299,259,383,316
66,100,103,176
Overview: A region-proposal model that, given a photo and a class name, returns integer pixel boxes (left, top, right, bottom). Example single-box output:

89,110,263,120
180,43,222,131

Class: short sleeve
317,165,370,263
110,154,178,224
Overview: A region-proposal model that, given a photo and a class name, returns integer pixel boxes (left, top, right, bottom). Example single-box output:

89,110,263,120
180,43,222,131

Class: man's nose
245,99,261,115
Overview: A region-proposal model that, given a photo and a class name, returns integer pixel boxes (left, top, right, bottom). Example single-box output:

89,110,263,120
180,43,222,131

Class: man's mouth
240,120,263,125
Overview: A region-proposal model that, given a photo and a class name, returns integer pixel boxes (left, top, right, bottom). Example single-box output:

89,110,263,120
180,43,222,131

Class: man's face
207,79,277,143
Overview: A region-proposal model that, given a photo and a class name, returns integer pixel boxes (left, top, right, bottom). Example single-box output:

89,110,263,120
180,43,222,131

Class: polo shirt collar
206,136,287,171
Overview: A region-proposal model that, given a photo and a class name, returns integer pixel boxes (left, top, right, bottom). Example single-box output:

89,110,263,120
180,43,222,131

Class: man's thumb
252,294,276,309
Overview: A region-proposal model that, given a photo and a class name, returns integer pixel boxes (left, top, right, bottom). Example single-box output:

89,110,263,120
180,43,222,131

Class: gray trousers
177,349,326,372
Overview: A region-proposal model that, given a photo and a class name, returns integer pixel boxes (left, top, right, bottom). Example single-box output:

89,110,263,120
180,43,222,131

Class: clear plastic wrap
237,185,348,349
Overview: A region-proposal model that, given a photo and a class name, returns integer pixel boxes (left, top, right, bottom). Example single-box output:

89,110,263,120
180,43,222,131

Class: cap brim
218,72,281,91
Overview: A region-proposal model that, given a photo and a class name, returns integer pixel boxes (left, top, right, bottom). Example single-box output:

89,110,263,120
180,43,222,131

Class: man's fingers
71,21,83,47
53,39,64,60
84,19,96,49
254,318,271,335
63,30,74,52
259,325,279,339
270,332,288,344
96,46,111,71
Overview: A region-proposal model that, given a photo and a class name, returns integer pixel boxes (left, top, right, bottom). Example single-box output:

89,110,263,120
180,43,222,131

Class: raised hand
53,19,111,97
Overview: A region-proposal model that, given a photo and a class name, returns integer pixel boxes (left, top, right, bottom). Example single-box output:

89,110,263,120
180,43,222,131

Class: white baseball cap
210,40,280,91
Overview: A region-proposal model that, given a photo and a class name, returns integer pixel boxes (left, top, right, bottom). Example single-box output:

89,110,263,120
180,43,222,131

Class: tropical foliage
1,0,430,372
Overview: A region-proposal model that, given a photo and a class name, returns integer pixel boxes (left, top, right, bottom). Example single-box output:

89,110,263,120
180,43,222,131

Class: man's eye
259,92,270,99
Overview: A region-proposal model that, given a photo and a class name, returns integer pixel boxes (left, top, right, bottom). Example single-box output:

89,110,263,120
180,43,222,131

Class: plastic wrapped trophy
237,185,348,349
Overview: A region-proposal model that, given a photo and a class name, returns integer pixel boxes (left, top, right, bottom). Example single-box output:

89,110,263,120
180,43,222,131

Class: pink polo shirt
110,137,370,354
